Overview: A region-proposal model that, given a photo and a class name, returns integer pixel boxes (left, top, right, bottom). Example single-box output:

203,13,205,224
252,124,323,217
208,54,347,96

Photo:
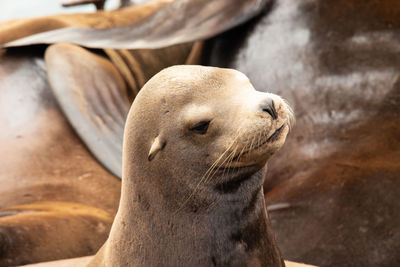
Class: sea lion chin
88,65,294,267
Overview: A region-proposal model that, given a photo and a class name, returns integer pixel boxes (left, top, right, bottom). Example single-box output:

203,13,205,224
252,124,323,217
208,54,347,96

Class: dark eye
190,120,211,134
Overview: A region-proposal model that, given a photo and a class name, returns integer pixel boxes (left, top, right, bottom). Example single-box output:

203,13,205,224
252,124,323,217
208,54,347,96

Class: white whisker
174,125,244,214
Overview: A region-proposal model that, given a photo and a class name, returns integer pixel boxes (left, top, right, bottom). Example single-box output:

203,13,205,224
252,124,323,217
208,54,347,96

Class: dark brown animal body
0,48,121,266
204,0,400,266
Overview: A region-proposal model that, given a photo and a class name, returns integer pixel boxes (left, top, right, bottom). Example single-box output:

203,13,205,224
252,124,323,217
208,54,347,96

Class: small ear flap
148,136,166,161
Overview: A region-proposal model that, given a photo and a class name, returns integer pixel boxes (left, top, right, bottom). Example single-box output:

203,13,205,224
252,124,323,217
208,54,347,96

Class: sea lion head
123,65,294,208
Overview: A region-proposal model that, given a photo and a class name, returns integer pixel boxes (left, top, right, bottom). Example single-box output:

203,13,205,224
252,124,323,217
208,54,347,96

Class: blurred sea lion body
204,0,400,266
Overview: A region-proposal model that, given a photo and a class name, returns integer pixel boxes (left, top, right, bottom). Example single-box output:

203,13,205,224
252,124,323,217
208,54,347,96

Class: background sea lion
0,0,271,49
0,47,121,266
203,0,400,266
88,65,293,266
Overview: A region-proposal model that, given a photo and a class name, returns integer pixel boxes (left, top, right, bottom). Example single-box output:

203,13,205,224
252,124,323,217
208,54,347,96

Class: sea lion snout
255,92,294,130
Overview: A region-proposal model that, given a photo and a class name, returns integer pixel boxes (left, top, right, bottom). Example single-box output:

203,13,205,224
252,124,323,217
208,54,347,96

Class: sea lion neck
107,170,284,267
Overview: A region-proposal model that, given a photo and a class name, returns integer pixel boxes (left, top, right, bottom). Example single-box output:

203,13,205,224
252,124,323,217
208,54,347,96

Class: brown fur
0,202,112,266
0,0,270,49
204,0,400,266
0,49,121,266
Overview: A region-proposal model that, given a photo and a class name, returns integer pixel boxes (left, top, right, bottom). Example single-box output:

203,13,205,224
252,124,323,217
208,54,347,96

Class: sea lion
203,0,400,266
9,0,400,265
0,47,121,266
18,66,313,267
83,65,293,267
0,202,113,266
0,0,270,49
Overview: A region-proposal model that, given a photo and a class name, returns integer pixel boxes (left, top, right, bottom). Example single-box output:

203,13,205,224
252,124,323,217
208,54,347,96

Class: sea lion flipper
1,0,270,49
45,43,130,178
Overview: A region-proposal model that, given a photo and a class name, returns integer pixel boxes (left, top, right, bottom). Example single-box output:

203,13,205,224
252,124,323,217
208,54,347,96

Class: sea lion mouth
252,124,286,151
219,124,286,168
266,124,285,143
235,124,286,158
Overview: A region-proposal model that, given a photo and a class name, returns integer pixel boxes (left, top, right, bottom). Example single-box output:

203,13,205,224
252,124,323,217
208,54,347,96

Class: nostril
261,99,278,120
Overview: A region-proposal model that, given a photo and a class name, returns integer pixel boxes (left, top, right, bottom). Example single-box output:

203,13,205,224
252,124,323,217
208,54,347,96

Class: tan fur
88,66,293,266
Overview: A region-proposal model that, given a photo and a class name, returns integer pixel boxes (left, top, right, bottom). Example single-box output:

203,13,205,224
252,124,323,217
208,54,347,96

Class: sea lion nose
261,99,278,120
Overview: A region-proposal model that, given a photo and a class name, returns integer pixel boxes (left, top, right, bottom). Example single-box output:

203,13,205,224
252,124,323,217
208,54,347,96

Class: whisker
205,147,236,185
236,130,256,161
174,126,244,214
202,129,245,186
234,138,249,162
207,146,238,210
212,144,238,184
283,98,295,131
202,132,243,184
257,127,262,149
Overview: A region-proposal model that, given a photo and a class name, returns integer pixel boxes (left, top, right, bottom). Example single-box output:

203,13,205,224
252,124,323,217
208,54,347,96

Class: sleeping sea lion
0,47,121,266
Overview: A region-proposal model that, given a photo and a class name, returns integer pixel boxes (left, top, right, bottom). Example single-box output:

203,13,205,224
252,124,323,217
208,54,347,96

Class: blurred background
0,0,121,22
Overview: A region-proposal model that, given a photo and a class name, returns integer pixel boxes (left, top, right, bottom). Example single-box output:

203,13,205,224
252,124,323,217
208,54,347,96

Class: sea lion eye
190,120,211,134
